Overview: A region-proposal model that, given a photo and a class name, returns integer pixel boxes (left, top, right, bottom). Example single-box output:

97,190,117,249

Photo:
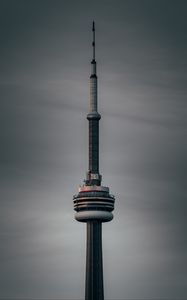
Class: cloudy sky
0,1,187,299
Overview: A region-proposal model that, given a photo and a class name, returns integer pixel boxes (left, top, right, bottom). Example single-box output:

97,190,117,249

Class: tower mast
86,20,101,185
73,22,115,300
92,21,95,60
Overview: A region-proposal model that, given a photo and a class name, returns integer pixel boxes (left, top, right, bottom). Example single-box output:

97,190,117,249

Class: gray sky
0,0,187,299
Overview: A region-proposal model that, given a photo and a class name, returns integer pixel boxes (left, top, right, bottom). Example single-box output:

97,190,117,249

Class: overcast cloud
0,1,187,299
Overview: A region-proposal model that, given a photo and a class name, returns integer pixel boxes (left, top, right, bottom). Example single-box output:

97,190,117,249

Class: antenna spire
92,21,95,60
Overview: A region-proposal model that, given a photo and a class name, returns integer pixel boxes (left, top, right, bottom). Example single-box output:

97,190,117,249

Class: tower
73,22,115,300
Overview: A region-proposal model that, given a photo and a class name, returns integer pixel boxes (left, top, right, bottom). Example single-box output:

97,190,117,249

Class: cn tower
73,22,115,300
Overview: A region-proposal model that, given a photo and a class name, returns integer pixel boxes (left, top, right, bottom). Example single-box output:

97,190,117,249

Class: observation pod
73,185,115,222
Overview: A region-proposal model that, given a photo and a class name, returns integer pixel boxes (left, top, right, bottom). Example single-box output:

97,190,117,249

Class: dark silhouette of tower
73,22,115,300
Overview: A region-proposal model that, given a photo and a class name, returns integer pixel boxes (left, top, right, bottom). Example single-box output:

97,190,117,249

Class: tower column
73,21,115,300
85,221,104,300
